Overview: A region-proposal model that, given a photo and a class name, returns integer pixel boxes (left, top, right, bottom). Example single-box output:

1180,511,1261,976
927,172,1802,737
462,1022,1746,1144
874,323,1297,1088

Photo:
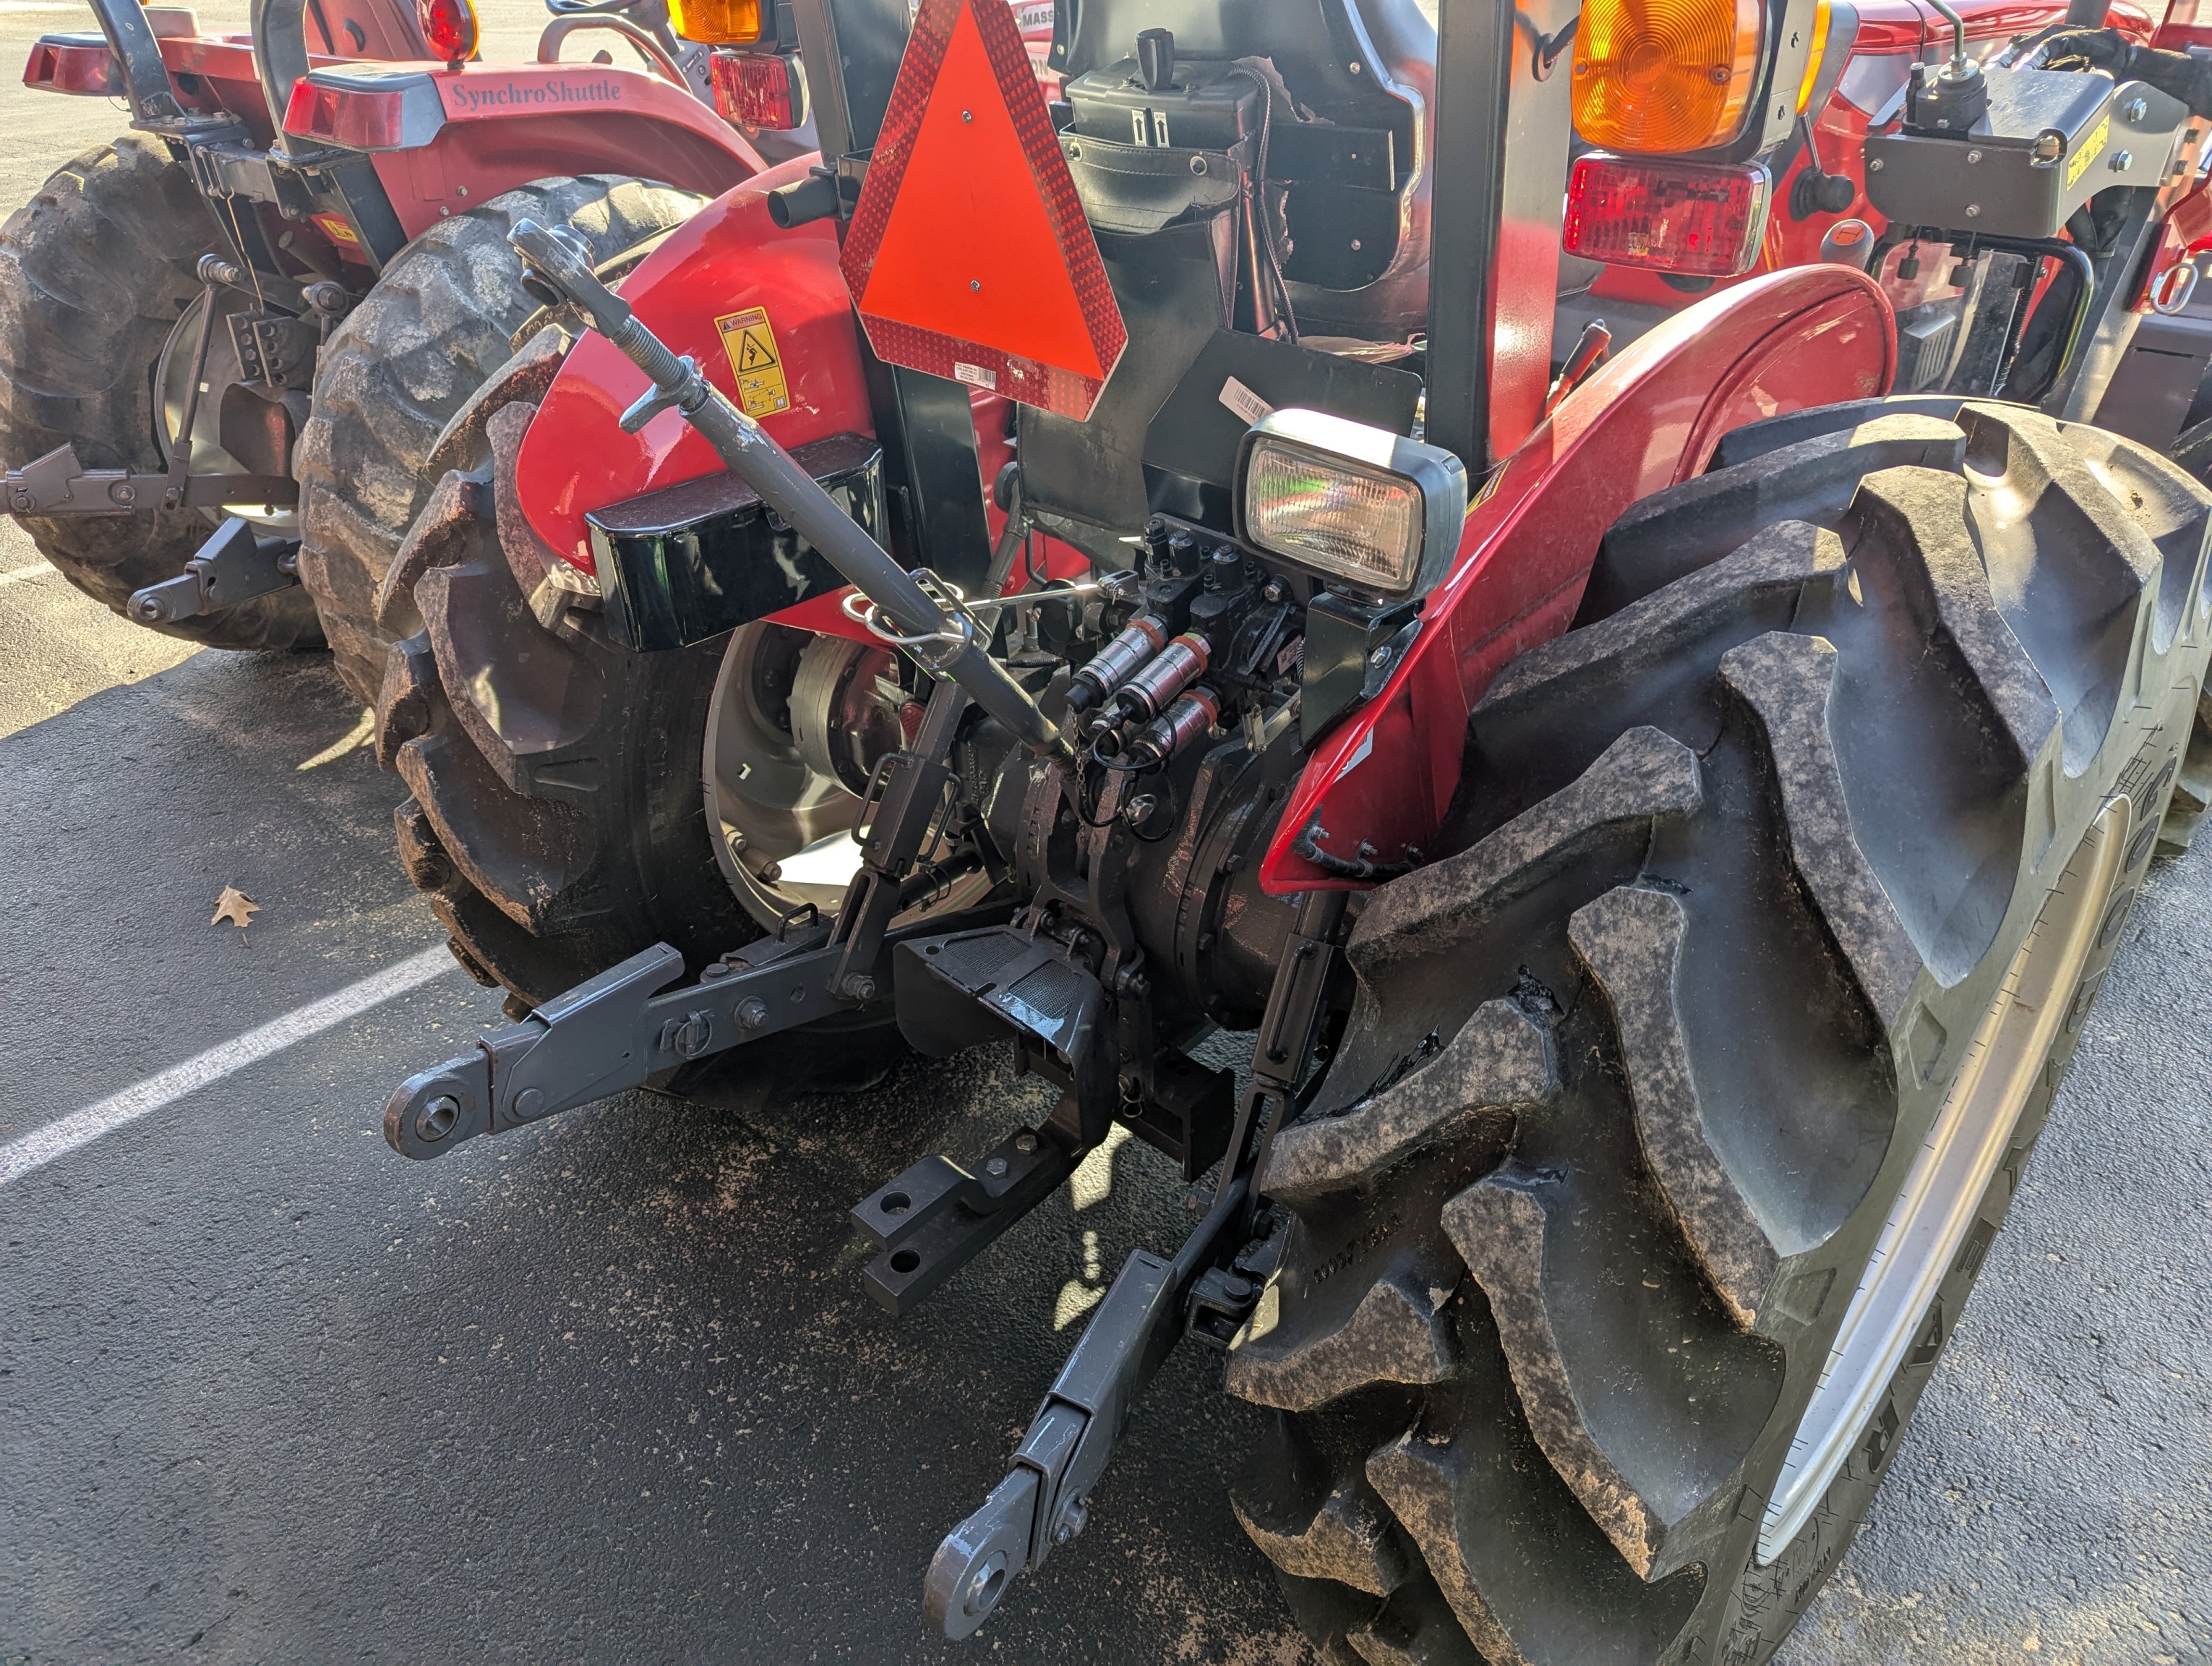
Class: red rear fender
1261,265,1897,894
514,156,873,573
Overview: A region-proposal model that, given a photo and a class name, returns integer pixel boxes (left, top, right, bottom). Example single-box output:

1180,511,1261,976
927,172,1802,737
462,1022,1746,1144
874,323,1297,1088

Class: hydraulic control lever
504,219,1068,761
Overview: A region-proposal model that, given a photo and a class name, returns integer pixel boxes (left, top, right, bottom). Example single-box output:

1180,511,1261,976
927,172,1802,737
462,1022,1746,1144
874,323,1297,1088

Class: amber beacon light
1573,0,1765,153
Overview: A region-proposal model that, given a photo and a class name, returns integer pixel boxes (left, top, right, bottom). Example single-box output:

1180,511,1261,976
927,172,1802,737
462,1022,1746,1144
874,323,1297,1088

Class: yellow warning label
2067,115,2109,189
716,306,790,419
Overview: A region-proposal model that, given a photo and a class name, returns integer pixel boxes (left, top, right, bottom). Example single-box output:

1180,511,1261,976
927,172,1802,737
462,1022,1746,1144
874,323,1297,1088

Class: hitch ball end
129,572,201,625
384,1058,492,1159
923,1468,1038,1640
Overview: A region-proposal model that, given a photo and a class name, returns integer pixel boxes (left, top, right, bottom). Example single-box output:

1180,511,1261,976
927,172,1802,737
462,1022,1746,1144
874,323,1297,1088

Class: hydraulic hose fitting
1127,685,1219,767
1105,631,1210,727
1065,614,1169,717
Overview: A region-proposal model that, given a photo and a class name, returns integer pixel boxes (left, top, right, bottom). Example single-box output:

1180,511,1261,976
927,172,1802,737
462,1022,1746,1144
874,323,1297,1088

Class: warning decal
716,307,791,419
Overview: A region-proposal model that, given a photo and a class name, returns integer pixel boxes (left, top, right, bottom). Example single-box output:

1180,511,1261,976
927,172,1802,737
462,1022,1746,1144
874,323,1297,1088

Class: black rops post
1421,0,1517,470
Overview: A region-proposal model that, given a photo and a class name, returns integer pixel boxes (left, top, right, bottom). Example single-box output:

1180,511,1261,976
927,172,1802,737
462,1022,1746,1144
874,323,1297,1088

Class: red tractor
0,0,787,691
373,0,2211,1657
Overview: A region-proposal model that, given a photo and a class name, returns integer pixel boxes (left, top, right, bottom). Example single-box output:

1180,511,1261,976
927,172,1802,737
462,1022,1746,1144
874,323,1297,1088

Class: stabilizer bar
5,444,297,517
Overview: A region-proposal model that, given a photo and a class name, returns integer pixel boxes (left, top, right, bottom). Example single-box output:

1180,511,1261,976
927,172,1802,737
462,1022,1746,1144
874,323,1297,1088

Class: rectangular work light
1235,410,1468,604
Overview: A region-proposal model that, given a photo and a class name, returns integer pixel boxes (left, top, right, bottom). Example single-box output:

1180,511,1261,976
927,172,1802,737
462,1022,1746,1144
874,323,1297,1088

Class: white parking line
0,945,459,1187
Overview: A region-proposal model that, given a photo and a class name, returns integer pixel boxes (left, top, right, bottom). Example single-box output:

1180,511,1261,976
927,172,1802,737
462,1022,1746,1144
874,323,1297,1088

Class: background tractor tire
0,135,320,650
1225,401,2212,1666
295,174,703,704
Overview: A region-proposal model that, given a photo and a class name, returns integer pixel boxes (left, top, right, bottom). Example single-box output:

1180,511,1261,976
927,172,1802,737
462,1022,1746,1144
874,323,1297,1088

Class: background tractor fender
510,154,873,574
1260,262,1898,894
288,61,763,243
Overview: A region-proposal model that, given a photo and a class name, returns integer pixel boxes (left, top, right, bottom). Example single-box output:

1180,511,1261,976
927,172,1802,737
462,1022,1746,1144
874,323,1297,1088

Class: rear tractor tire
0,135,320,649
294,174,705,704
1225,401,2212,1665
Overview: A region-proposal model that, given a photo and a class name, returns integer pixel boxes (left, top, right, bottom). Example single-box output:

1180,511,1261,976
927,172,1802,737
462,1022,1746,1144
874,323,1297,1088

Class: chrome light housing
1233,409,1468,603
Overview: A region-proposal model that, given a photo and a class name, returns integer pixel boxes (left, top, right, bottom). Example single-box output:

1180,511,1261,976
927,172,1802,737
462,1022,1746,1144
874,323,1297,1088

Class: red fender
514,160,1081,640
514,155,875,572
370,64,763,240
1259,264,1897,894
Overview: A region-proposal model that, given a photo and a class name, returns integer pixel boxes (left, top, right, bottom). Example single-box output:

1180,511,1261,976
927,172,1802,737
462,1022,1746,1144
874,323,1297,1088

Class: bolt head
1367,644,1392,667
735,996,770,1030
1965,148,1982,164
1870,157,1885,171
2111,150,2132,172
985,1155,1008,1177
1014,1131,1039,1154
1965,204,1981,217
843,973,878,1002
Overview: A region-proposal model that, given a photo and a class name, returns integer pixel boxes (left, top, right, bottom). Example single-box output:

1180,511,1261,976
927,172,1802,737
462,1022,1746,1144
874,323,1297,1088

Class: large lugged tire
0,136,320,649
366,342,759,1012
1225,402,2212,1665
295,175,703,704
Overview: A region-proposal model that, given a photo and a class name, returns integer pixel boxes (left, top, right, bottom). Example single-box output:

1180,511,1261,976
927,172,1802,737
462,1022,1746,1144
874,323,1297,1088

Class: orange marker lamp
668,0,764,46
1572,0,1765,154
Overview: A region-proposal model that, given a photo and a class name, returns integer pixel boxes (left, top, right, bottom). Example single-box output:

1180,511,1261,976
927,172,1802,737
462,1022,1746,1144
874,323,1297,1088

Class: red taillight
286,80,401,147
710,48,804,128
417,0,479,64
23,34,121,96
1561,153,1770,279
283,70,446,150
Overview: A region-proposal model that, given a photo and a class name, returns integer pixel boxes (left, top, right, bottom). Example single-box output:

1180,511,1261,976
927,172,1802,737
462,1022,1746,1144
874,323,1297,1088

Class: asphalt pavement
2,9,2210,1662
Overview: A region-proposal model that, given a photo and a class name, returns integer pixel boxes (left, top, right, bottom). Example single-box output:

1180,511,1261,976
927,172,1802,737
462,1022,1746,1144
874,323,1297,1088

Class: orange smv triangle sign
839,0,1126,419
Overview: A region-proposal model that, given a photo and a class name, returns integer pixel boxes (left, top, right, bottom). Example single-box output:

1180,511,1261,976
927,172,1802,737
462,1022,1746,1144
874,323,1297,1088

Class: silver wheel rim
155,288,298,535
703,622,876,927
1758,793,2132,1561
702,621,987,933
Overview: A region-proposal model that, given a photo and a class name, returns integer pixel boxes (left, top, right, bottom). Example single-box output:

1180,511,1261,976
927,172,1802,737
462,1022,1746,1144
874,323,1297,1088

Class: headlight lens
1235,410,1467,602
1244,442,1423,592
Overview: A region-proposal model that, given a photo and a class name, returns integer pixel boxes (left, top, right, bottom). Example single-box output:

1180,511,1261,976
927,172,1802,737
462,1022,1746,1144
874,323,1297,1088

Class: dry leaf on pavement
210,887,260,929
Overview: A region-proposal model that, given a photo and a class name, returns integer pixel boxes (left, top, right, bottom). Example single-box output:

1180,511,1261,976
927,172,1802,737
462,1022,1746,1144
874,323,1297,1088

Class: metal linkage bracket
852,1118,1080,1314
129,516,300,625
919,889,1348,1639
924,1247,1178,1640
5,445,296,518
383,931,857,1160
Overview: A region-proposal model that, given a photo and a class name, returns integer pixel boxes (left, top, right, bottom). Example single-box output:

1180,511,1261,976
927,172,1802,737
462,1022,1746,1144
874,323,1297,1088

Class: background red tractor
0,0,779,685
365,0,2212,1657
